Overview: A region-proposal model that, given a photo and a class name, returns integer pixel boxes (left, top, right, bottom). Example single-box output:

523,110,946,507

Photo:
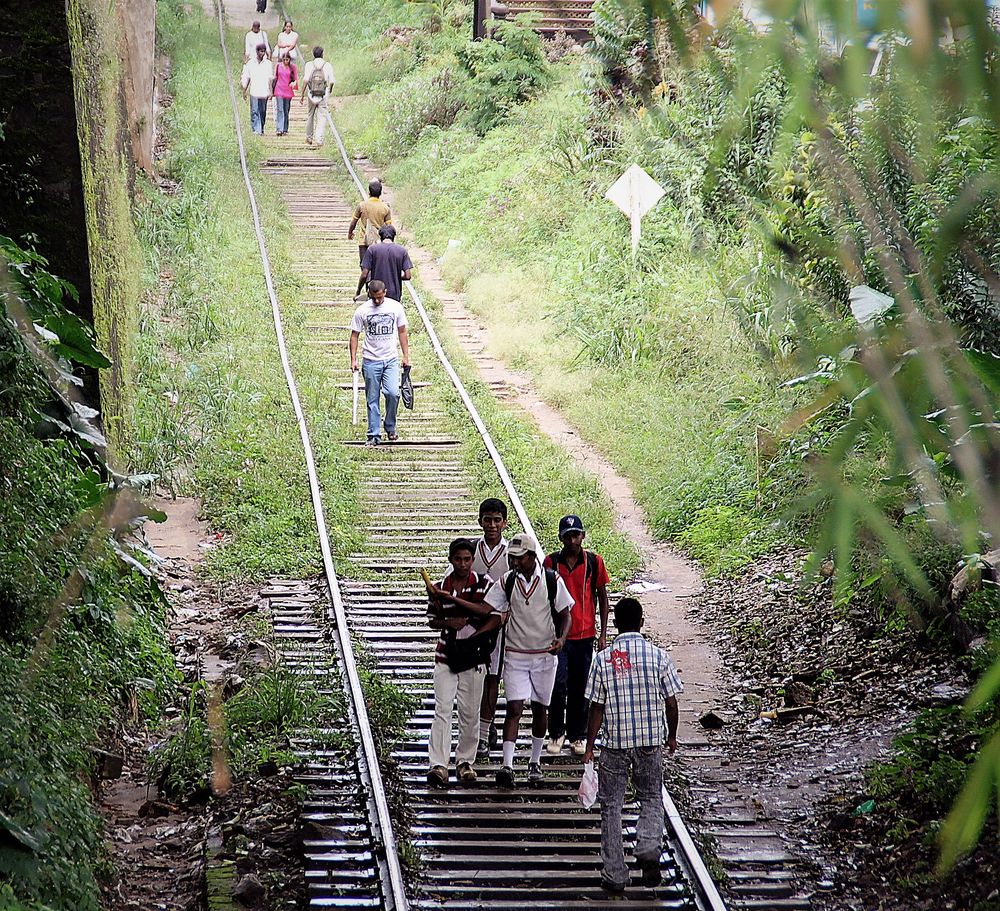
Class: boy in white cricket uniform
484,532,573,789
473,497,510,761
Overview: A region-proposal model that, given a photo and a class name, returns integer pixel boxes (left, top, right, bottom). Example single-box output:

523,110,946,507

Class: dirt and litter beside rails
101,498,307,911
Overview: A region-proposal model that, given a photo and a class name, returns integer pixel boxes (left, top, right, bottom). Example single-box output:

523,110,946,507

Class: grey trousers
598,745,664,886
305,95,327,143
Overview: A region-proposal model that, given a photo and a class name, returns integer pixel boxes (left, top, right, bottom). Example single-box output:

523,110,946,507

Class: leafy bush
456,21,550,134
372,65,467,160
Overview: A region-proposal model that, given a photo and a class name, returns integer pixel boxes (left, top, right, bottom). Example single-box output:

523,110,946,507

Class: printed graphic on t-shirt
365,312,397,337
609,649,632,676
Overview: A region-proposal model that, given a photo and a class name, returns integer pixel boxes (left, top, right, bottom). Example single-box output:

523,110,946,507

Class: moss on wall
65,0,145,463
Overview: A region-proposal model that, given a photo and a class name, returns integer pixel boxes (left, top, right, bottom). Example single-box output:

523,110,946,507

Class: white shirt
245,29,270,59
472,537,508,583
487,562,574,654
275,30,299,57
241,57,274,99
350,298,408,361
301,58,335,99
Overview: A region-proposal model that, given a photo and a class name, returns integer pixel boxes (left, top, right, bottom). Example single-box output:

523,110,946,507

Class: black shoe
496,765,515,789
600,875,627,894
527,761,544,786
639,857,662,887
476,739,490,763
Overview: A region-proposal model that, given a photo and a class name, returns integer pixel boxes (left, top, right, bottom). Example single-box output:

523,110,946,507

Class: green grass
130,1,363,580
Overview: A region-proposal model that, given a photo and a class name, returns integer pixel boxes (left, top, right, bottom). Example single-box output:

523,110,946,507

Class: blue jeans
598,745,664,886
548,637,594,741
275,96,291,133
249,96,267,134
361,358,400,440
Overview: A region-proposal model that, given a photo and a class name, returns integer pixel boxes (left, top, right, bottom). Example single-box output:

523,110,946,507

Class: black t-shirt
362,242,413,303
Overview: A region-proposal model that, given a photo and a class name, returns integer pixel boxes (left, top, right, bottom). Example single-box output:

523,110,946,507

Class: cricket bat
352,369,359,426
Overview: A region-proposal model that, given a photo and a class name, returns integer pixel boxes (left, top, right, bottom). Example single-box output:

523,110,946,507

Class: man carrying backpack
491,532,573,789
544,515,611,756
299,46,334,148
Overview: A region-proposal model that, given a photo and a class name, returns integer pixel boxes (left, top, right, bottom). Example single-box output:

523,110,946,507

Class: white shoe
546,735,565,755
571,740,587,756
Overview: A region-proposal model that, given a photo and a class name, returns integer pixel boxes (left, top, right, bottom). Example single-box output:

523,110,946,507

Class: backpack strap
544,567,557,608
502,570,516,604
585,550,599,599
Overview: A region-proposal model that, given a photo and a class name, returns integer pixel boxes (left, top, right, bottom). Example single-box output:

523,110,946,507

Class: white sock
530,736,544,764
480,720,491,740
502,740,515,768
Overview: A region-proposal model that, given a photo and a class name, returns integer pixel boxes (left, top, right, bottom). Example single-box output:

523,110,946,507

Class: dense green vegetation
327,4,794,578
1,247,175,907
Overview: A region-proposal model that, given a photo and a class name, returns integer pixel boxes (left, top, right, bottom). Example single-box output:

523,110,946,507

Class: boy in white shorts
488,532,573,789
472,497,510,761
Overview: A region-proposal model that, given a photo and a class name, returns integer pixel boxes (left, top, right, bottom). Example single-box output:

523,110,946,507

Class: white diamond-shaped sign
849,284,894,329
606,164,665,254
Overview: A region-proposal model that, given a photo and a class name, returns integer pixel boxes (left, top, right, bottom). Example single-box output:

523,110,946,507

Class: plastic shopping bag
401,365,414,410
578,760,598,810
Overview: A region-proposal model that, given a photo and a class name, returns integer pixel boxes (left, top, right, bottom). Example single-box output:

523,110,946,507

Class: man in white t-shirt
349,280,410,446
240,44,273,136
299,46,335,147
244,21,270,61
483,532,573,790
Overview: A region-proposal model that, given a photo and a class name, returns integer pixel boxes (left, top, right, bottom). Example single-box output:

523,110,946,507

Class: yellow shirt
354,198,391,244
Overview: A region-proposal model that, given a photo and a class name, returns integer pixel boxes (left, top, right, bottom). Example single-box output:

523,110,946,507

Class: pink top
274,63,298,99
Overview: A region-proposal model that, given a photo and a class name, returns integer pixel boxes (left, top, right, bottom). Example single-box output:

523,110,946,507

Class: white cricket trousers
429,661,485,769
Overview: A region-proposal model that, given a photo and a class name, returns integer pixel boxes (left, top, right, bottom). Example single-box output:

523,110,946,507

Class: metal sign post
605,164,666,256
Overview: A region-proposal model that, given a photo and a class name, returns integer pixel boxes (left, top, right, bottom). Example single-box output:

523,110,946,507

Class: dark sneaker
527,762,544,786
476,739,490,762
364,437,380,447
600,874,627,894
639,857,662,887
456,761,477,784
386,432,399,442
426,765,448,789
496,765,515,789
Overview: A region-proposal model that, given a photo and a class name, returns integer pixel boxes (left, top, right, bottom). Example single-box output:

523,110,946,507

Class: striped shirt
427,571,496,664
584,632,683,749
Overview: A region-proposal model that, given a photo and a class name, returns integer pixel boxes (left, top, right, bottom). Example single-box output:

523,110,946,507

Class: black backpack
503,567,563,634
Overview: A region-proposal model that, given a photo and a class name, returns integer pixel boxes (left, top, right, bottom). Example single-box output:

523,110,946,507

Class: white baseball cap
507,532,540,558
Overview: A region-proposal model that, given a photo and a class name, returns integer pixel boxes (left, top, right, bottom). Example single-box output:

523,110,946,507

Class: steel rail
212,3,407,908
321,109,728,911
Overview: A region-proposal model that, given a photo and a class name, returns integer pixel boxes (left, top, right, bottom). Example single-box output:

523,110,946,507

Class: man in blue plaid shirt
583,597,682,892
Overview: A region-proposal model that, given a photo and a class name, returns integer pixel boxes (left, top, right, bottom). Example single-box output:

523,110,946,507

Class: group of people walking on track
340,172,685,893
423,499,684,892
239,17,334,145
347,181,414,446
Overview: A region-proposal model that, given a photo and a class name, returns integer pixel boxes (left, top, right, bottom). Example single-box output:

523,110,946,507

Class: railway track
214,0,729,908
